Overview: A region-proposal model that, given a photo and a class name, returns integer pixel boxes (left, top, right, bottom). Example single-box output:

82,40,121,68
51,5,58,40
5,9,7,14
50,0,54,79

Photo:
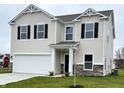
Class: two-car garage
13,54,52,75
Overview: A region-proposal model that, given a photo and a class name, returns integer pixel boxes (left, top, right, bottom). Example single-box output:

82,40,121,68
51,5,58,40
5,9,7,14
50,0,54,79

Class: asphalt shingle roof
55,10,113,22
49,41,79,48
56,13,81,22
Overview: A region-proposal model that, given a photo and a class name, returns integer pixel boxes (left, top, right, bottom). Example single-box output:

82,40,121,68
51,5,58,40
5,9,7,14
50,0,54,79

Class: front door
65,55,69,73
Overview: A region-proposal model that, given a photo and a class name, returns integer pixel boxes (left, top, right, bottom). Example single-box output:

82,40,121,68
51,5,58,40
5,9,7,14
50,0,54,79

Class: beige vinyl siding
56,21,64,43
75,16,104,65
11,12,55,54
104,14,114,75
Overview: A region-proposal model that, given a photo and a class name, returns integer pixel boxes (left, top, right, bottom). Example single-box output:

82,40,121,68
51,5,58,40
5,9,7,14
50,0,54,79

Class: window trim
84,23,95,39
20,25,28,40
83,53,94,71
36,24,46,39
64,25,74,41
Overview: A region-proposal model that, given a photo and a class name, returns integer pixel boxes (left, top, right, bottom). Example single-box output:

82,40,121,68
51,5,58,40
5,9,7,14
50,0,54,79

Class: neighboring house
9,4,115,76
0,54,10,67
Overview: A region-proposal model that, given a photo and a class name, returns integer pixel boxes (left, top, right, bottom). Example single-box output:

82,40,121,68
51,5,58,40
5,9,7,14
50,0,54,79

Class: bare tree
115,47,124,59
121,47,124,59
115,49,121,59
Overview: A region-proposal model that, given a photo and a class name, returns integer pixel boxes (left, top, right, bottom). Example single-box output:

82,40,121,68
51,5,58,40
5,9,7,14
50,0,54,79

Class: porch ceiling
49,41,80,49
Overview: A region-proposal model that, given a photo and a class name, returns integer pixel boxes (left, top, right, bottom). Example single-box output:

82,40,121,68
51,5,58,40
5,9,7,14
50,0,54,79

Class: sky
0,4,124,56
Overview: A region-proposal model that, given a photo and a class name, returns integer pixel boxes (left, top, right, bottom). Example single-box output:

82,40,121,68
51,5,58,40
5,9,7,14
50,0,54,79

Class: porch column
69,48,73,76
51,48,56,74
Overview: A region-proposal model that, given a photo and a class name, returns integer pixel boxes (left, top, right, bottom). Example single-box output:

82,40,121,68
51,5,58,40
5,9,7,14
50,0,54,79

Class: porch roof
49,41,79,49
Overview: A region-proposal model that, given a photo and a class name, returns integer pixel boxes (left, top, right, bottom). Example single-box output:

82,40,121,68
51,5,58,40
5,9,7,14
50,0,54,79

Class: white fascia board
73,8,107,21
73,42,80,47
13,53,52,55
72,19,81,22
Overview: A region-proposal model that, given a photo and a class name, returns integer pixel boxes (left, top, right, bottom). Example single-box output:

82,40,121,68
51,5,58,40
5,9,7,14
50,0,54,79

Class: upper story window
81,22,99,39
37,25,45,39
17,25,30,40
84,54,93,70
85,23,94,38
65,26,73,41
34,24,48,39
20,26,28,39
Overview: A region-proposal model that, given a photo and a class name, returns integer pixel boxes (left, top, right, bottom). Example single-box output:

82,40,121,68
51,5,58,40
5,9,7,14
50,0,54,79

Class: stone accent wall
76,64,103,76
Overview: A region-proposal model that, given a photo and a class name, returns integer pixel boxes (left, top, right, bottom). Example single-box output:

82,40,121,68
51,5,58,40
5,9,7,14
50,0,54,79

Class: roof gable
56,10,112,23
9,4,56,25
73,8,107,21
81,8,97,16
24,4,42,13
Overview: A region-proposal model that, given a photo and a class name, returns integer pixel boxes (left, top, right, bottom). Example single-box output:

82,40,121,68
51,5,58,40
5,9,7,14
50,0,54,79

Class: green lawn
1,70,124,88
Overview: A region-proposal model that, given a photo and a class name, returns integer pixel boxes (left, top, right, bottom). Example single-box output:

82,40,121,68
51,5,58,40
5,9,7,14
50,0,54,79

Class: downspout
103,19,105,76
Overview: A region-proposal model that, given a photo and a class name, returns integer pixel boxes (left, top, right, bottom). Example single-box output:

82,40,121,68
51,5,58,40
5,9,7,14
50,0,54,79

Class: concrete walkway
0,73,44,85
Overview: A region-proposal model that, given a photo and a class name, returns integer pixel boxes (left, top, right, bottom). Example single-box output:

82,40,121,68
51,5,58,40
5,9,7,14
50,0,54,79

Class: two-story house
9,4,115,76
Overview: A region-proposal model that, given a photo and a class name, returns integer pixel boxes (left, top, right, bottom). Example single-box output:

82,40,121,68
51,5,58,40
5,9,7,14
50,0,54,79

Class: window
20,26,28,39
37,25,45,39
81,22,99,39
34,24,48,39
84,54,93,70
85,23,94,38
65,26,73,40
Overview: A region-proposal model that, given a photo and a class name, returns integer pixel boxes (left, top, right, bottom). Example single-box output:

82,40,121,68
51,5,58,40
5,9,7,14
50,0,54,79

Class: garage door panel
13,55,52,74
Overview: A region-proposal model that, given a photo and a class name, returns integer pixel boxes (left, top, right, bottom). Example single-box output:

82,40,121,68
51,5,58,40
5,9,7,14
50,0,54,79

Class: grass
0,70,124,88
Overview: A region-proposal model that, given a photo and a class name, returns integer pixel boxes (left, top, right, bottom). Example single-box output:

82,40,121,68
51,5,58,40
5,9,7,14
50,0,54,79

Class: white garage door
13,54,52,75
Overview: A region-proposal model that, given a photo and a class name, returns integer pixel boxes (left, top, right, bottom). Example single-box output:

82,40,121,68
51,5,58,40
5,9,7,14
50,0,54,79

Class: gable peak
83,8,97,16
24,4,41,13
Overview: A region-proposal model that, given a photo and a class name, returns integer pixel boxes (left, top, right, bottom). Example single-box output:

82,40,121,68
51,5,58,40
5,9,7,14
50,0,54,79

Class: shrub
111,69,119,76
69,85,84,88
49,71,54,76
65,72,70,77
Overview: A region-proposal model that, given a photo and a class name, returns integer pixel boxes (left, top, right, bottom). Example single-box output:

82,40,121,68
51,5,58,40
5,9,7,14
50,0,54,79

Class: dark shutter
17,26,20,40
28,25,30,39
94,22,99,38
34,25,37,39
81,24,85,39
45,24,48,38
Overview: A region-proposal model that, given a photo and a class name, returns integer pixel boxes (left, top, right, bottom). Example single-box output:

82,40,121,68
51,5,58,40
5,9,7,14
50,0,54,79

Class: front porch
49,42,79,76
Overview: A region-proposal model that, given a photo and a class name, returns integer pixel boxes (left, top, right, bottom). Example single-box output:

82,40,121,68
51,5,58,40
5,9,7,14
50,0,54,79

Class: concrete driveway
0,73,43,85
